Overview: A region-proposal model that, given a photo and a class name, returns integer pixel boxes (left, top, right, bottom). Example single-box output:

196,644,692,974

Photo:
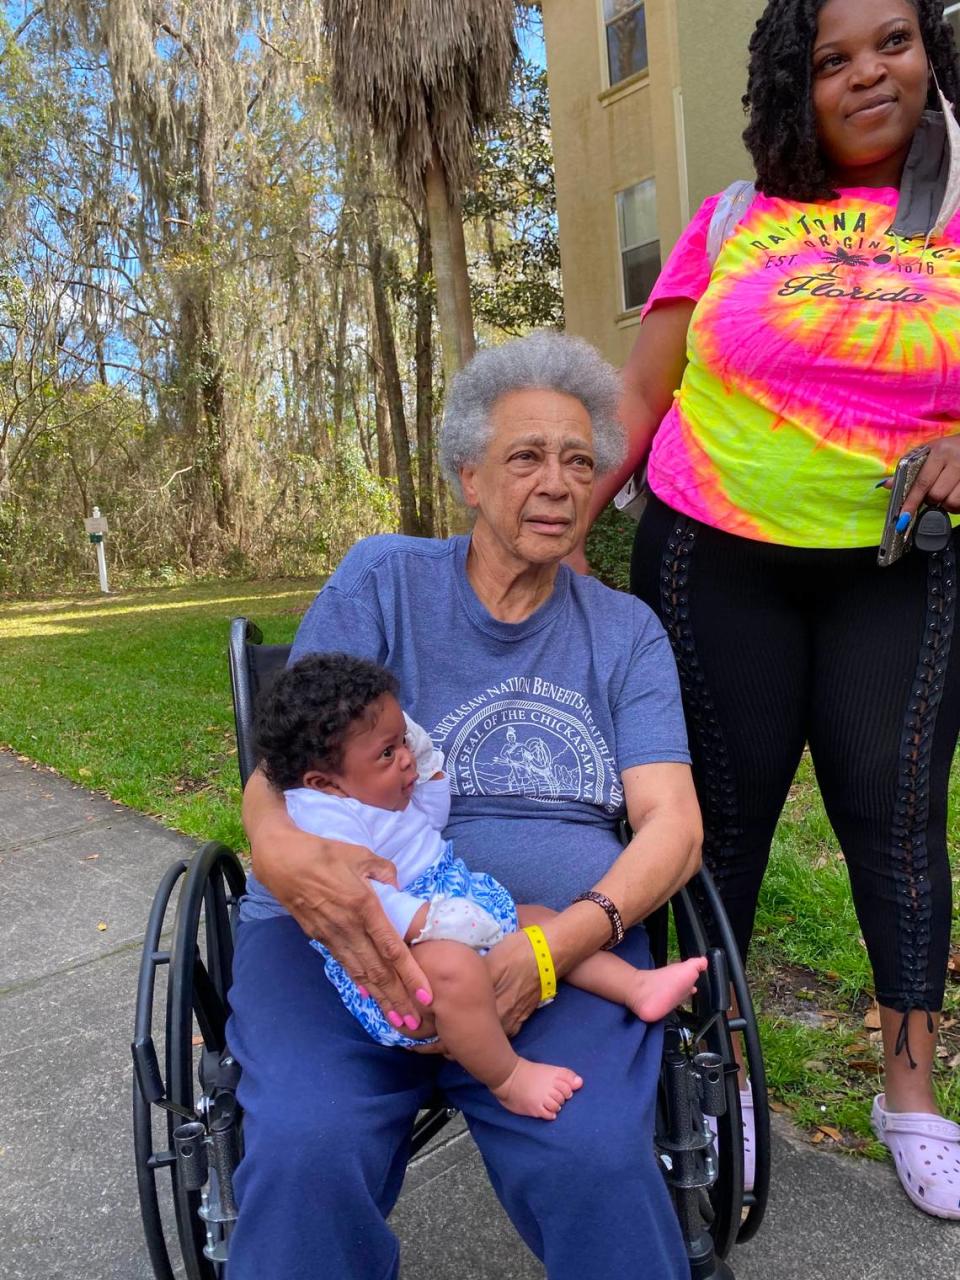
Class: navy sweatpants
225,915,689,1280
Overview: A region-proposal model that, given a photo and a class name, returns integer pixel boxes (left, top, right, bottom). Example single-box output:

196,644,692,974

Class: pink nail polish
416,987,433,1006
404,1014,420,1030
387,1010,403,1028
357,985,369,999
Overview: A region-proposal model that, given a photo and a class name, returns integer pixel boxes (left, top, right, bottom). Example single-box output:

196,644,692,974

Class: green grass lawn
1,576,958,1153
0,578,323,849
752,755,960,1153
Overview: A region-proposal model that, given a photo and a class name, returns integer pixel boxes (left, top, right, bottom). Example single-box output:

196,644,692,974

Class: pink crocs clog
871,1094,960,1219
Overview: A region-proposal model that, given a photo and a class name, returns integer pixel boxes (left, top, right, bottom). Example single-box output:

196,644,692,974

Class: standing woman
586,0,960,1218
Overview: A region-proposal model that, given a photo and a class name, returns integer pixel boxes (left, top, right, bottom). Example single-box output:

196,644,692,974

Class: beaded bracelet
572,890,625,951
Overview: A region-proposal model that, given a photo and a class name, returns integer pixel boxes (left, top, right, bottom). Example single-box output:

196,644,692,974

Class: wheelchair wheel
133,842,246,1280
691,867,770,1246
665,866,770,1259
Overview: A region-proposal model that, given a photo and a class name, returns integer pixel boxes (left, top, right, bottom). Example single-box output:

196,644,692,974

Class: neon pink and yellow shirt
643,188,960,547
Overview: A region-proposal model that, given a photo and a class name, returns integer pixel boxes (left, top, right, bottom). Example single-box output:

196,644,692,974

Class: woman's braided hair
743,0,960,200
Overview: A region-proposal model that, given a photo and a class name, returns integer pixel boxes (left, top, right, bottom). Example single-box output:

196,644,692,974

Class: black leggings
631,493,960,1020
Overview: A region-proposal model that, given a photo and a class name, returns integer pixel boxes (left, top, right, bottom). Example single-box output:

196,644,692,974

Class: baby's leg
414,939,582,1120
517,905,707,1023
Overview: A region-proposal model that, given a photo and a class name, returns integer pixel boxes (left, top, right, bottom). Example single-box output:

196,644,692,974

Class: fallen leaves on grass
863,1004,882,1030
843,1039,873,1056
815,1125,843,1143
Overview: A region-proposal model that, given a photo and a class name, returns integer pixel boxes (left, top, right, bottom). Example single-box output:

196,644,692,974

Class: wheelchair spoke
666,880,745,1264
165,845,245,1280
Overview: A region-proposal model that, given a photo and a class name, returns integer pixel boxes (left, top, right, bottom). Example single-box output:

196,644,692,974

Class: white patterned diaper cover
312,841,519,1048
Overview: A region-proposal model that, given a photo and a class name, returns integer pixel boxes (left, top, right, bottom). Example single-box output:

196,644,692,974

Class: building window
604,0,648,87
617,179,660,312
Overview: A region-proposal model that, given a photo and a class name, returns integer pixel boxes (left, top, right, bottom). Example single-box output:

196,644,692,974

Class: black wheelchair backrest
228,617,292,789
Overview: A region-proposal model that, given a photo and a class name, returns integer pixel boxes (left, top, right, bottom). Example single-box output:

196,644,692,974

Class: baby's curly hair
743,0,960,200
254,652,398,792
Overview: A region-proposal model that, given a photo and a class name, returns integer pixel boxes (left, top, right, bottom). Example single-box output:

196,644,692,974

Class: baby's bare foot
492,1059,583,1120
626,956,708,1023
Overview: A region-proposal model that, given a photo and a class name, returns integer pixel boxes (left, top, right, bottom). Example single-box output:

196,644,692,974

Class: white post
95,541,109,594
89,505,109,593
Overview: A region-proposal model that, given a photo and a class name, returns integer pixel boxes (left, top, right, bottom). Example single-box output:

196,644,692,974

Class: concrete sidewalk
1,748,958,1279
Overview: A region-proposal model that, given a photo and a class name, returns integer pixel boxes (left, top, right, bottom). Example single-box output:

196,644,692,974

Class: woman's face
812,0,930,182
458,387,596,572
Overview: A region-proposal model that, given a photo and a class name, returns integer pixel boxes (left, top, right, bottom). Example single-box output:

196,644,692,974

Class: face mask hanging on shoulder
931,72,960,237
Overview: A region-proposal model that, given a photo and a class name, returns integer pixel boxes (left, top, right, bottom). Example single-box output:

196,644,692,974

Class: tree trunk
366,200,419,534
354,387,373,472
196,44,231,535
423,142,476,389
437,468,450,539
175,295,209,567
414,219,434,538
369,345,393,481
447,187,476,365
330,220,353,446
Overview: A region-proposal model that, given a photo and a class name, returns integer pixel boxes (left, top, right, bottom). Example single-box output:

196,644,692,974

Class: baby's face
331,694,417,812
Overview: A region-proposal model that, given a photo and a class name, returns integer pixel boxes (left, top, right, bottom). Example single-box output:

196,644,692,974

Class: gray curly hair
440,331,624,497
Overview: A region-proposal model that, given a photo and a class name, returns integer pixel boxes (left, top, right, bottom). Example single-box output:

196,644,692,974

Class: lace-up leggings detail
656,516,741,936
631,494,960,1015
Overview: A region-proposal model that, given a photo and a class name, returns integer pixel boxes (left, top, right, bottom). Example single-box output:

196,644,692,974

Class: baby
254,652,706,1120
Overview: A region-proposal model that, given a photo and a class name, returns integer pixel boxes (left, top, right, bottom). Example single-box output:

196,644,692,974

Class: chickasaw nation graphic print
431,677,622,814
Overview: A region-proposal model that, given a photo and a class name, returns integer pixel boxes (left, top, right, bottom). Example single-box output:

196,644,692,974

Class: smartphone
877,446,930,567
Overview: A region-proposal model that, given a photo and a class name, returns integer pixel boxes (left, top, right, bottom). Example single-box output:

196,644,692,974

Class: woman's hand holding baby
244,768,434,1027
483,930,543,1038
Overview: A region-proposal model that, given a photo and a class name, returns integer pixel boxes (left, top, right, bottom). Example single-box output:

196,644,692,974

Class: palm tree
323,0,518,388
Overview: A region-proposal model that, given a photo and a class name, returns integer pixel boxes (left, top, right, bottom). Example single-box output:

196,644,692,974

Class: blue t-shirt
243,534,690,918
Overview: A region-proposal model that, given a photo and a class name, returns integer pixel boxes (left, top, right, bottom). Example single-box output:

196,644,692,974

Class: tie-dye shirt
643,188,960,547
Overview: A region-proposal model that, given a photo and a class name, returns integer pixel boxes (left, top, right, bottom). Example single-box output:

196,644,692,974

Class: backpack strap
706,179,756,267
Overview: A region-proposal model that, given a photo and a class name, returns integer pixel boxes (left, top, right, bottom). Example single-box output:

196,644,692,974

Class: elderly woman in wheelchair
133,330,769,1280
252,647,709,1121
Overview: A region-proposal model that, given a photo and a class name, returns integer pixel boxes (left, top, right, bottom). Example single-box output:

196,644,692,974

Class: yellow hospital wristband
522,924,557,1003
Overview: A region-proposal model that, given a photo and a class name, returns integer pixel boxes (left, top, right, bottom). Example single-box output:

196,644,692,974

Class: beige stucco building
539,0,761,364
540,0,960,364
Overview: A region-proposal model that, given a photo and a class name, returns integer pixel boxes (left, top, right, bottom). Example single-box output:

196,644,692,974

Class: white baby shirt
284,777,451,941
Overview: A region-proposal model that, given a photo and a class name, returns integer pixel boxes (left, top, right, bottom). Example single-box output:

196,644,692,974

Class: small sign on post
83,507,110,593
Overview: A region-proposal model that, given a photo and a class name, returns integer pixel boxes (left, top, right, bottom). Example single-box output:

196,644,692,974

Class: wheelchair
132,617,771,1280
